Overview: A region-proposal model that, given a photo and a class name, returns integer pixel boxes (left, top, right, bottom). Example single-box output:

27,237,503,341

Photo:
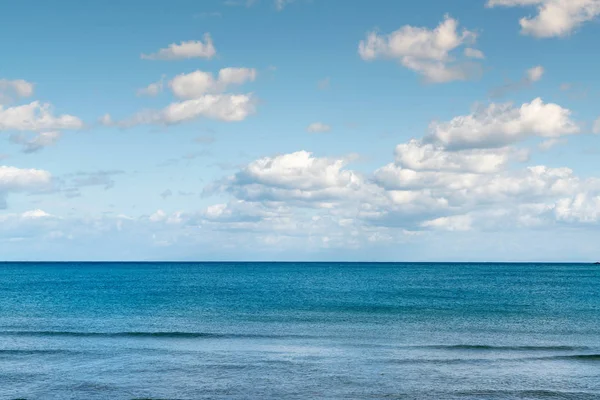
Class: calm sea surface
0,262,599,399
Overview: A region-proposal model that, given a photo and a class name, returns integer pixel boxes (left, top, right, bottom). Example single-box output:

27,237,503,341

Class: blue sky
2,0,600,261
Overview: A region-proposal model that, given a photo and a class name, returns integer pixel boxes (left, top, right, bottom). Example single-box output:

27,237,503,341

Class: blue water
1,262,599,399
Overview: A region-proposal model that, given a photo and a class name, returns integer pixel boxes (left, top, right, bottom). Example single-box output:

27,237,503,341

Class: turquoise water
1,262,599,399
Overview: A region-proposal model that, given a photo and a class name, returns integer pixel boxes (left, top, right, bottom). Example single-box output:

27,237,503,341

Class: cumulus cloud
109,94,256,128
0,166,52,208
99,113,113,126
486,0,600,37
526,65,545,82
489,65,545,98
141,34,216,60
204,141,600,240
358,15,481,83
214,150,368,206
392,139,523,173
421,215,473,231
0,79,34,105
199,86,600,243
137,76,165,97
464,48,485,59
307,122,331,133
427,97,579,150
10,131,62,153
554,194,600,223
169,68,256,99
0,101,83,132
22,209,53,219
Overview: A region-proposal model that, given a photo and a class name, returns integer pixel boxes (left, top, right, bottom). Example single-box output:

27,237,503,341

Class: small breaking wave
0,331,312,339
416,344,588,351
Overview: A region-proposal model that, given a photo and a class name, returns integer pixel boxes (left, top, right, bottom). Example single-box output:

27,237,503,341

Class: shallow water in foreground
1,262,599,399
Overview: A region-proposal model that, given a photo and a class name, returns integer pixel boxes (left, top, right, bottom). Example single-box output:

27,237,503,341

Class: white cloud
275,0,295,10
99,113,113,126
487,0,600,38
0,166,52,208
307,122,331,133
119,94,256,127
391,139,523,173
10,131,62,153
427,98,579,149
22,209,52,219
554,194,600,223
137,76,165,97
489,65,545,97
0,101,83,132
421,215,473,231
160,94,255,123
358,15,481,83
218,151,367,205
526,65,545,82
464,48,485,59
169,68,256,99
141,34,216,60
0,79,34,105
538,138,567,151
0,166,51,191
149,209,167,222
593,117,600,134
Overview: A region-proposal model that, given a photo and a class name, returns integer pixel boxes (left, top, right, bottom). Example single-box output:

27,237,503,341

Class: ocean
0,262,599,399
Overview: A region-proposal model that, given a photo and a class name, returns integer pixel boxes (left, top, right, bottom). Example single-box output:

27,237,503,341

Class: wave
417,344,588,351
546,354,600,361
452,389,599,399
387,354,600,365
0,331,311,339
0,349,80,355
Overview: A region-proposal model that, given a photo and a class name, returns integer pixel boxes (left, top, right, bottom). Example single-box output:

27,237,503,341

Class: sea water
0,262,599,399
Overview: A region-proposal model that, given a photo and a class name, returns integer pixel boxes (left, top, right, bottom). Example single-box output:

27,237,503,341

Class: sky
1,0,600,261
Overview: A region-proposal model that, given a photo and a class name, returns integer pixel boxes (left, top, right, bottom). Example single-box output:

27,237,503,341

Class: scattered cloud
275,0,295,11
0,166,52,208
464,48,485,59
527,65,545,82
560,83,572,91
104,93,256,128
10,131,62,153
317,77,331,90
99,113,113,126
421,215,473,231
169,68,256,99
223,0,257,7
194,135,216,144
160,189,173,199
594,117,600,134
0,79,34,105
141,34,216,60
60,170,124,197
307,122,331,133
137,76,165,97
489,65,544,97
427,97,579,149
358,15,481,83
538,138,568,151
0,101,83,132
486,0,600,38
